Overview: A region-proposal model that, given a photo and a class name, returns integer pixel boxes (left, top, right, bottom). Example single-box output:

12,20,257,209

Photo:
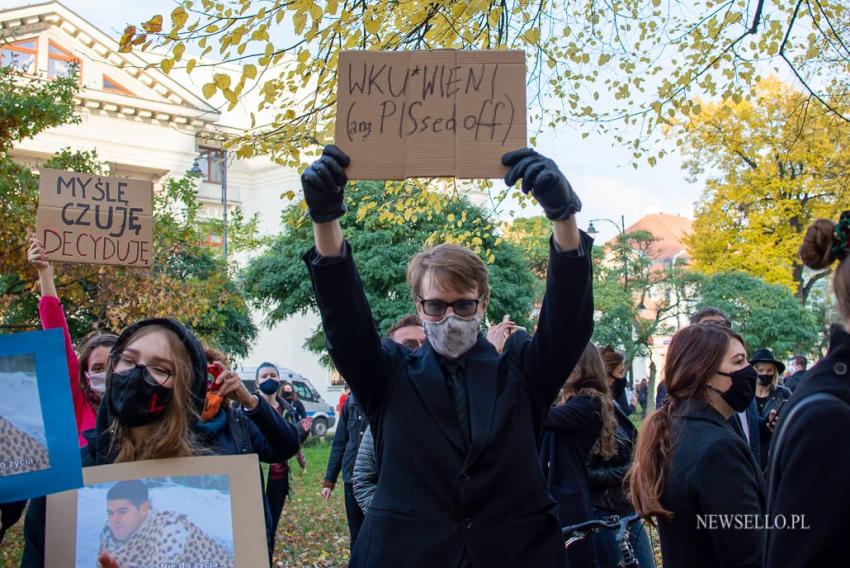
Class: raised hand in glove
301,145,351,223
502,148,582,221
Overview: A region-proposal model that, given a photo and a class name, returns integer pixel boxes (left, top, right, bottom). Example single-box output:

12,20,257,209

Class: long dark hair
629,323,745,520
561,342,618,460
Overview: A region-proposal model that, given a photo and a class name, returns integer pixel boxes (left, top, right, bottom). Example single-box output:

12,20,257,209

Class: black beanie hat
110,318,208,416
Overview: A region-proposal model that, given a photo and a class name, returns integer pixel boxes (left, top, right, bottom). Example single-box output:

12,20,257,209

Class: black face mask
282,391,294,401
611,377,627,399
258,379,280,395
714,365,758,412
109,366,173,428
757,373,774,387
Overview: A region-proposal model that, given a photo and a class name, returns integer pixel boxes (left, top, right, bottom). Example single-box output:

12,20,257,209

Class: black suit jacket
658,400,765,568
304,233,594,568
765,326,850,568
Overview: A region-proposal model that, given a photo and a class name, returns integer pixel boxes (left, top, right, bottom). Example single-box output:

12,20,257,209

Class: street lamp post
587,215,644,385
587,215,627,286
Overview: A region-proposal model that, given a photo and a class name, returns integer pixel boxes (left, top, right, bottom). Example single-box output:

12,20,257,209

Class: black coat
587,402,636,514
755,385,791,472
657,400,765,568
539,394,603,568
729,399,761,466
324,394,369,485
765,325,850,568
304,234,594,568
782,370,806,392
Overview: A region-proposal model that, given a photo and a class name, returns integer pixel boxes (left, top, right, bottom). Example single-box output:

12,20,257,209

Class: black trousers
343,481,365,548
266,476,289,542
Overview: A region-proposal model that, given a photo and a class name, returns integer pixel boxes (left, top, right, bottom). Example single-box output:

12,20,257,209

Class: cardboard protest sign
36,169,154,268
335,49,527,180
0,328,83,502
46,454,268,568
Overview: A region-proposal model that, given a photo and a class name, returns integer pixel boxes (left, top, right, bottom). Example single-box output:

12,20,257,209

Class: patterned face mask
424,313,481,359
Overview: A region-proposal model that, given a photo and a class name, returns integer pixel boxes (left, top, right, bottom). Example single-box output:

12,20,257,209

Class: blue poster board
0,328,83,502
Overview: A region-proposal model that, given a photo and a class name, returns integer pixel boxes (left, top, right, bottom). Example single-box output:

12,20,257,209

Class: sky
3,0,706,245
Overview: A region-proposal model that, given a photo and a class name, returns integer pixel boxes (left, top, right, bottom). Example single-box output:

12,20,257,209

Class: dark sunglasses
417,296,483,317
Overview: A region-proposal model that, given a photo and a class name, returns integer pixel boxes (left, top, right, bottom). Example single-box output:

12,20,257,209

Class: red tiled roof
610,213,693,260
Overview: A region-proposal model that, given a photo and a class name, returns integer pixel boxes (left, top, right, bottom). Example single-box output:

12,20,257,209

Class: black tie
445,363,471,448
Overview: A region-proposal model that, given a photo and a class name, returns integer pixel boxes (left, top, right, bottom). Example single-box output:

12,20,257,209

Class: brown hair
407,243,489,300
78,332,118,409
204,347,230,368
560,343,618,460
629,324,745,520
108,325,201,463
387,314,422,338
799,215,850,323
689,307,731,327
599,346,625,377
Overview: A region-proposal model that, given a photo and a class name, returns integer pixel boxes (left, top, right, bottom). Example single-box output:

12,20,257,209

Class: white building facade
3,2,340,404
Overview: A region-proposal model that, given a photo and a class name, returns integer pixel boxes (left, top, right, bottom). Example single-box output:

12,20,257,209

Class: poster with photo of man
46,454,268,568
0,328,83,503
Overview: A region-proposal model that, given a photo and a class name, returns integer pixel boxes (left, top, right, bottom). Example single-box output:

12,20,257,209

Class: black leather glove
300,145,351,223
502,148,582,221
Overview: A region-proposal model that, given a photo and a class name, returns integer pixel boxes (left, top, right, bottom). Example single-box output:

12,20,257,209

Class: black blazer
304,234,594,568
765,325,850,568
539,394,603,568
658,400,765,568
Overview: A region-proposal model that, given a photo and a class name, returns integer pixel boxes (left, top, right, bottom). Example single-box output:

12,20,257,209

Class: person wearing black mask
749,348,791,472
254,362,312,553
279,380,307,421
691,308,761,464
599,346,636,415
21,319,300,567
588,349,656,568
629,323,764,567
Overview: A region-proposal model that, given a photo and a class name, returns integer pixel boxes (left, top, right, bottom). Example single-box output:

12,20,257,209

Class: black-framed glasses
417,296,483,317
113,352,173,386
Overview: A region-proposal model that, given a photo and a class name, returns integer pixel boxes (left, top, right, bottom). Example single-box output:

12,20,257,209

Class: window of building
329,369,346,386
1,38,37,73
47,41,79,79
197,147,225,184
102,74,134,96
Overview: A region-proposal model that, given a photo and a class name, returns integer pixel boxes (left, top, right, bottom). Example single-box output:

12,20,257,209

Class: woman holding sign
28,237,118,446
21,317,301,567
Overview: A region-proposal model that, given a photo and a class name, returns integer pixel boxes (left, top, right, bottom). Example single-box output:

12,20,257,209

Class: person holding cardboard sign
302,145,592,567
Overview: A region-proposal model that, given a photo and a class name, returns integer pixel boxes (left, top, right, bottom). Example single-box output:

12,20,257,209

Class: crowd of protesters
0,143,847,568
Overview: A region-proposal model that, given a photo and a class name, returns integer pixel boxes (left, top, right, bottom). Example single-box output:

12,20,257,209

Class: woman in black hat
750,348,791,471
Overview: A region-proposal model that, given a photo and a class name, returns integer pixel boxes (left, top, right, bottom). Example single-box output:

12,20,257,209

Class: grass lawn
270,437,351,567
